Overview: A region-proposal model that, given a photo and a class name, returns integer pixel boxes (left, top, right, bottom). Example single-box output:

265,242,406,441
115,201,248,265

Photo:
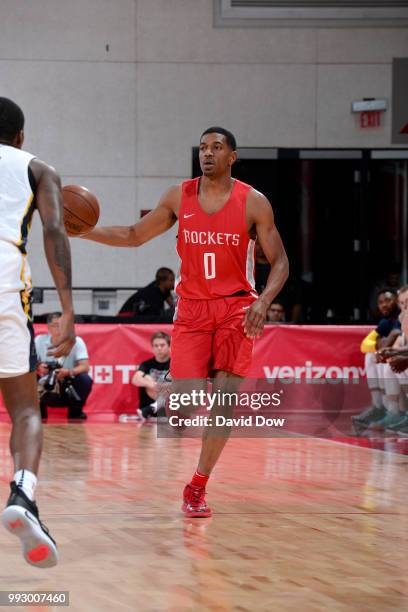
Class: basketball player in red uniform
82,127,289,517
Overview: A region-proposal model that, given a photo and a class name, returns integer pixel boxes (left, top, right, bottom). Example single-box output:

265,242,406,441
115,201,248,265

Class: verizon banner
0,324,371,417
251,325,368,380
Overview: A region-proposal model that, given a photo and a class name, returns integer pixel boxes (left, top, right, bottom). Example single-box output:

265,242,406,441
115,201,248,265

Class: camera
43,361,81,403
63,377,81,402
43,360,60,391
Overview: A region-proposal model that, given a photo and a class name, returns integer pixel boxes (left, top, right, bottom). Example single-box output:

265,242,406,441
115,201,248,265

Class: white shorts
0,241,36,378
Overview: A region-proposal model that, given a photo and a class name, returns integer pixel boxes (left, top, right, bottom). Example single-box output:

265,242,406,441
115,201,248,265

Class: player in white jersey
0,98,75,568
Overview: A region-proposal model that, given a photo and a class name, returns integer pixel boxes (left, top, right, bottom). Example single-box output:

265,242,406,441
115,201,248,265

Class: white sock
371,390,383,409
399,392,408,413
14,469,37,501
384,398,400,416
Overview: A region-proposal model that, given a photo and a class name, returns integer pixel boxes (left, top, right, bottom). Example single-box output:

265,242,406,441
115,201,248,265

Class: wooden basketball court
0,422,407,611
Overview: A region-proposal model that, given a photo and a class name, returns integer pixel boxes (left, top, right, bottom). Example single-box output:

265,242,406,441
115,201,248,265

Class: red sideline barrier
0,324,371,415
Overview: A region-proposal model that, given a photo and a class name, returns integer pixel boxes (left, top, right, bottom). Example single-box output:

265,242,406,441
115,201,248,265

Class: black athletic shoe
352,405,386,425
2,482,58,568
351,405,386,435
68,410,87,420
142,404,158,419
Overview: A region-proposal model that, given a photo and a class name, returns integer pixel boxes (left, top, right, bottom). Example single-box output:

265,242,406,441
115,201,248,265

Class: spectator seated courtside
372,285,408,435
131,331,171,421
352,288,406,434
119,267,175,322
266,302,286,323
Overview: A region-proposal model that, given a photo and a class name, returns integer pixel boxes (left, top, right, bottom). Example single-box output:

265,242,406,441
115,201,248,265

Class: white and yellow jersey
0,144,36,253
0,144,36,301
0,144,37,375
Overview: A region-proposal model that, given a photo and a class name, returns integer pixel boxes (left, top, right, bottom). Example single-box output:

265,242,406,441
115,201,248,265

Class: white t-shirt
35,334,89,370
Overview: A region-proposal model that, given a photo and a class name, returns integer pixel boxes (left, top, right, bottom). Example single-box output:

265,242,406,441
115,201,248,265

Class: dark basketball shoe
351,405,386,434
368,412,404,431
182,484,212,518
351,405,386,426
2,482,58,568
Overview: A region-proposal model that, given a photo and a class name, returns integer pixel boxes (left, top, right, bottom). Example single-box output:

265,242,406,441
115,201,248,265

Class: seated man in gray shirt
35,312,93,420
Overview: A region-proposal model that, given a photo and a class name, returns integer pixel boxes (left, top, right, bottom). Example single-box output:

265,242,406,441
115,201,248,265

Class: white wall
0,0,407,312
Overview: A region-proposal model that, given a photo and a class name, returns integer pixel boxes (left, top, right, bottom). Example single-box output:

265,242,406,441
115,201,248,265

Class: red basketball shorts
170,294,257,379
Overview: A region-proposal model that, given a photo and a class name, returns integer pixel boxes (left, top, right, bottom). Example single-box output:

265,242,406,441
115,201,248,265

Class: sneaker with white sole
2,482,58,568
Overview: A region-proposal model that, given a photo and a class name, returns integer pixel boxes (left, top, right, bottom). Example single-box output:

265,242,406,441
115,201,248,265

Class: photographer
35,312,93,420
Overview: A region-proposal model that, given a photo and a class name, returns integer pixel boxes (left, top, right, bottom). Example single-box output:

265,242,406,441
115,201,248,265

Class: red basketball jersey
175,177,257,299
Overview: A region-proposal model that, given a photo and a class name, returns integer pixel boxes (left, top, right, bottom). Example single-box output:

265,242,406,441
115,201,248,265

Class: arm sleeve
376,319,401,336
34,335,46,362
360,330,379,354
137,360,151,375
73,337,89,362
376,319,392,337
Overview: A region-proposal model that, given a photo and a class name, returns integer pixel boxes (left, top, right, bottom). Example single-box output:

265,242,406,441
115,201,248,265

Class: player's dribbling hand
242,300,268,338
47,312,76,358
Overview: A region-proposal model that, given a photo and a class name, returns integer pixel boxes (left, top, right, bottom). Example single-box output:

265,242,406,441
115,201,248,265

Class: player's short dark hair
151,331,171,346
155,267,174,283
0,97,25,141
377,287,397,298
200,126,237,151
46,312,62,324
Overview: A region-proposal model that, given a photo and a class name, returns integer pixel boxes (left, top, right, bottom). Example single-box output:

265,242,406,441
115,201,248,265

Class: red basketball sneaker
182,484,212,518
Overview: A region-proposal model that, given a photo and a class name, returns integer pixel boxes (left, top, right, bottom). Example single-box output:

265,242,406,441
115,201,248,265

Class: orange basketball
62,185,100,236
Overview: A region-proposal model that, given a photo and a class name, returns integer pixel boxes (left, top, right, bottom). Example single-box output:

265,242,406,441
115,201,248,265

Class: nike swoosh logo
184,214,195,219
242,306,250,310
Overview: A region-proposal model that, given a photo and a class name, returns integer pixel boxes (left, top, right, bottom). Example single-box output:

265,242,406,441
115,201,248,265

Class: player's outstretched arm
31,159,75,357
243,190,289,338
81,185,180,247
